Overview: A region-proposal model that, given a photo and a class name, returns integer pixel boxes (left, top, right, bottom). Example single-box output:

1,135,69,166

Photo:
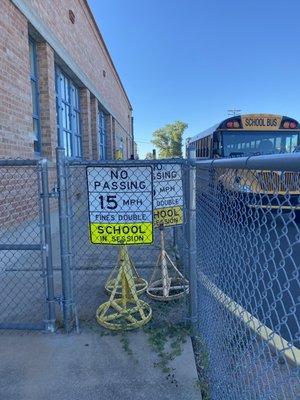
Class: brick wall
25,0,132,133
0,164,40,231
0,0,33,158
1,0,132,161
37,42,57,160
80,88,93,160
105,114,113,160
90,97,99,160
0,0,133,230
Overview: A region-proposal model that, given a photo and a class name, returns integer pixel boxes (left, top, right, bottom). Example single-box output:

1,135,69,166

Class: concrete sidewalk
0,330,201,400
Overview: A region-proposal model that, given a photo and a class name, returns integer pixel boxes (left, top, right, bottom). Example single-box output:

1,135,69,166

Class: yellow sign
90,222,153,244
241,114,282,130
153,206,183,228
153,164,183,227
87,166,153,245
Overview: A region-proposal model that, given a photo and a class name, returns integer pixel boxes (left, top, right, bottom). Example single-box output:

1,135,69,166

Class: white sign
153,163,183,227
87,166,153,244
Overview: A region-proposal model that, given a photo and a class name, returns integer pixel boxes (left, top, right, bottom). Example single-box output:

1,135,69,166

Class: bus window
204,137,207,156
203,138,206,157
291,135,298,151
275,137,281,152
223,131,299,156
208,137,212,157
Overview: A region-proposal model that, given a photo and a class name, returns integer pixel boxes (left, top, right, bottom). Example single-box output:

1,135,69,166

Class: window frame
98,108,107,160
55,66,82,159
29,37,41,155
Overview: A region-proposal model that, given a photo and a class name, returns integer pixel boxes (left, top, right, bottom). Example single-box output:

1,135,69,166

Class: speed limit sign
86,166,153,245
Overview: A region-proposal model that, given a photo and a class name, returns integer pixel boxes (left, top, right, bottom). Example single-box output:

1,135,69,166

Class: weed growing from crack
143,299,192,386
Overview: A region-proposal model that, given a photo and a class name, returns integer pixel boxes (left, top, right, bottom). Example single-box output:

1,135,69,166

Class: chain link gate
0,159,55,331
55,148,194,333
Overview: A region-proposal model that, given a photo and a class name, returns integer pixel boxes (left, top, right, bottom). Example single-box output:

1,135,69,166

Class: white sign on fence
153,163,183,227
87,166,153,245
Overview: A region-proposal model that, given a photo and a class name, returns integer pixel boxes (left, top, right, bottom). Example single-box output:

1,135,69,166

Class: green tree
151,121,188,158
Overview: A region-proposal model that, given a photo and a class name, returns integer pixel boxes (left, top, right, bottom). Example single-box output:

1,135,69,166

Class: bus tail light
283,121,290,129
226,120,240,129
283,120,297,129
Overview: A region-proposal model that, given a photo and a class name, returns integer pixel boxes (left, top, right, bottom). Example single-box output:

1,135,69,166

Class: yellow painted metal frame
147,227,189,301
96,246,152,330
104,248,148,295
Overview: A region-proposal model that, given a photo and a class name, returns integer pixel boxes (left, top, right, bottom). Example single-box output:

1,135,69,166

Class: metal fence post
39,159,56,332
187,162,198,333
56,147,74,332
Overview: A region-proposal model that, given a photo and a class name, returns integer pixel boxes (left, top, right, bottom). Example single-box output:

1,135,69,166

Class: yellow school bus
187,114,300,216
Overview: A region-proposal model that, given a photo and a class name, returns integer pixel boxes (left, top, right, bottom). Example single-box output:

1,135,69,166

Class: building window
55,67,82,158
29,38,41,154
99,110,106,159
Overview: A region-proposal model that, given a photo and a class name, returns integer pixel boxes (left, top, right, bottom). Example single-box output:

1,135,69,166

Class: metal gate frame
56,147,198,333
0,159,56,331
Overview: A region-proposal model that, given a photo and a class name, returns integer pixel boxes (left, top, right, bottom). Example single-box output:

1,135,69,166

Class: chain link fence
195,154,300,399
1,151,299,399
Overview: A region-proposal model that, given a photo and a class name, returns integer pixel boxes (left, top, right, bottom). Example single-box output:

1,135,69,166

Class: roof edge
83,0,133,111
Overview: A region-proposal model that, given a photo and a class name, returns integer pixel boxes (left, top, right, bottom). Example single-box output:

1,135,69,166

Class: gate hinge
48,184,59,198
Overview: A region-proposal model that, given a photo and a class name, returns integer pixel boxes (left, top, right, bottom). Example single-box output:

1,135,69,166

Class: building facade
0,0,133,161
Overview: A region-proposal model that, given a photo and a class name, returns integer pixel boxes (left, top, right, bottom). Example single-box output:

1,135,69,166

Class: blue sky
88,0,300,158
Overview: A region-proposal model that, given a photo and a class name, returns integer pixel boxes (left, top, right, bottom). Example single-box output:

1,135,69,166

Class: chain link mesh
3,156,298,398
0,162,48,329
65,161,190,330
196,162,300,399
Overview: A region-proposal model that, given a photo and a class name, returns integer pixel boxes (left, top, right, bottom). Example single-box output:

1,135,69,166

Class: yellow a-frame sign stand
147,225,189,301
104,248,148,295
96,245,152,330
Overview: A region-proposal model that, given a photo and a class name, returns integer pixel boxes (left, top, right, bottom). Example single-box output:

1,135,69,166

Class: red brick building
0,0,134,161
